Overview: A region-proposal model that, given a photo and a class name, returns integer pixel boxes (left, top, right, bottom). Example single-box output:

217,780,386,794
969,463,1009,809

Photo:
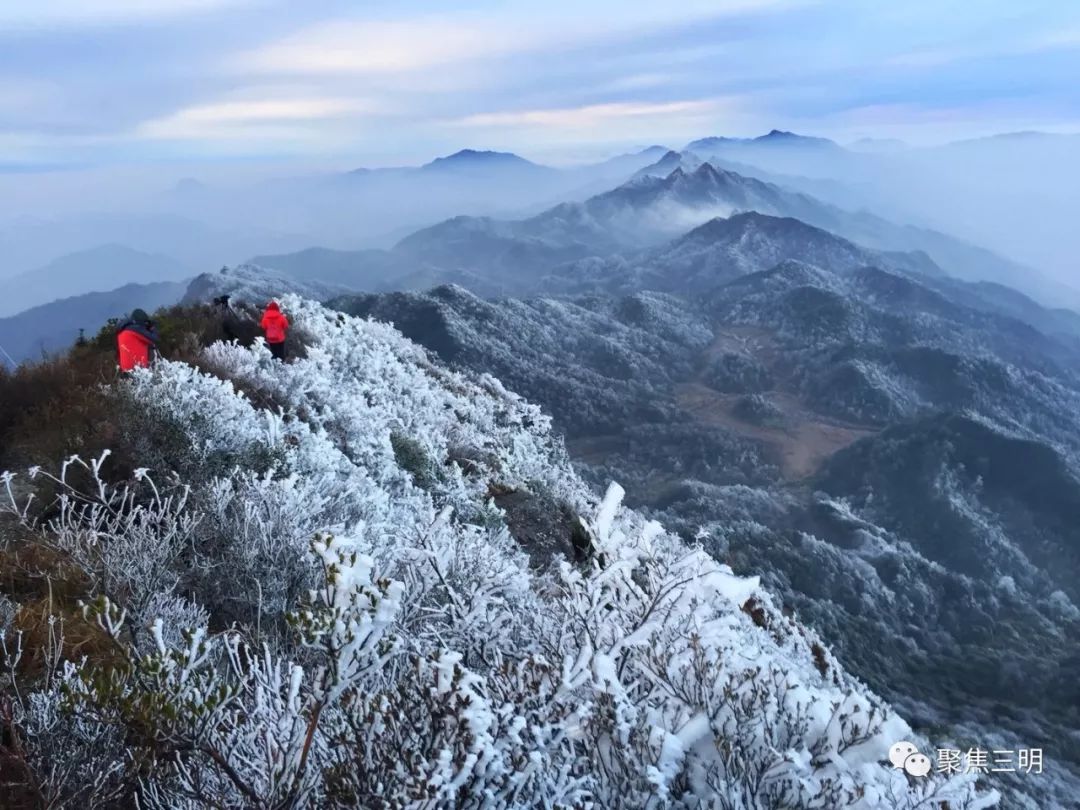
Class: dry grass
741,596,771,631
0,302,270,676
0,540,122,678
0,301,315,804
0,302,306,480
810,641,830,679
0,540,88,605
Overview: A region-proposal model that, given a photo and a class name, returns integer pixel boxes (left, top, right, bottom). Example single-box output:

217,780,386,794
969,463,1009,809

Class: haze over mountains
2,131,1077,289
0,244,190,318
681,131,1080,285
4,132,1080,370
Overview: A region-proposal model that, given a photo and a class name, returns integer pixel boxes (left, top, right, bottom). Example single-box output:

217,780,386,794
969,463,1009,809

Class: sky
2,0,1080,170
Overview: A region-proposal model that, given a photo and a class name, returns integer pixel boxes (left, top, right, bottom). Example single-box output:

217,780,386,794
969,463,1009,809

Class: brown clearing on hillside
676,383,875,479
682,325,877,480
565,326,876,482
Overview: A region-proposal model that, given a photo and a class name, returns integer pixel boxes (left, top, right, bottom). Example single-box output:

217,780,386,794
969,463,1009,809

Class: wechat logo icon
889,741,932,777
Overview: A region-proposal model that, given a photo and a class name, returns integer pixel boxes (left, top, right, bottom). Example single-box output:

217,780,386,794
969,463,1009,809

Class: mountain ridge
0,243,191,318
325,246,1080,806
393,158,1047,297
0,293,997,808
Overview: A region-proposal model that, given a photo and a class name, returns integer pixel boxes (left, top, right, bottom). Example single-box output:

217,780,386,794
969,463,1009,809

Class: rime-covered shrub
0,297,998,808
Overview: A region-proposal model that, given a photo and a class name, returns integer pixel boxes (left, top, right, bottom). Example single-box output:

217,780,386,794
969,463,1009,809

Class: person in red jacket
116,309,159,372
260,301,289,360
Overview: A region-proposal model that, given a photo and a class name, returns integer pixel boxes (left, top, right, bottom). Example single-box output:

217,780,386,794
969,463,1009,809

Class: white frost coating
706,567,761,607
595,481,625,548
4,296,998,809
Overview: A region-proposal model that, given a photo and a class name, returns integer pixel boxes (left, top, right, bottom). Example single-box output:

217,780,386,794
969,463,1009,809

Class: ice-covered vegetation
331,260,1080,807
0,298,996,807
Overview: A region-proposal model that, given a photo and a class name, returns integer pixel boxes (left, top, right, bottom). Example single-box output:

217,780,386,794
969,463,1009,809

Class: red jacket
260,303,289,344
116,322,158,371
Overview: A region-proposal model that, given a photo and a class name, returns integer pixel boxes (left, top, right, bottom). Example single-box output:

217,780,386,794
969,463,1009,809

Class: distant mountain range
345,146,669,181
420,149,556,175
687,129,843,153
176,158,1077,343
11,147,1080,375
393,159,1048,300
0,244,191,318
538,212,938,297
392,162,925,290
679,131,864,181
344,148,560,180
681,131,1080,292
8,131,1079,317
0,146,669,297
0,279,186,366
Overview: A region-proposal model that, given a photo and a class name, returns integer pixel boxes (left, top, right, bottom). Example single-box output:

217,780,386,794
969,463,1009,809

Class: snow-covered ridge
3,297,995,807
181,262,354,305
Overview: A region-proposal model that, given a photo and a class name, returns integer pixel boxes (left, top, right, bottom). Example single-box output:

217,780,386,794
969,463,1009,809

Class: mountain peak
692,161,724,180
754,130,839,149
638,144,670,155
686,131,840,152
631,150,704,181
680,210,818,243
422,149,544,172
684,135,743,151
444,148,512,161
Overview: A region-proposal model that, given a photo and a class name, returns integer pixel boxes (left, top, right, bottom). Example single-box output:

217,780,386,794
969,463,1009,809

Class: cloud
807,99,1080,145
0,0,253,28
4,0,1078,169
136,96,374,141
1027,28,1080,51
229,0,807,77
601,73,682,92
453,99,732,130
445,97,763,154
885,32,1080,70
0,78,58,113
230,17,529,76
885,47,971,69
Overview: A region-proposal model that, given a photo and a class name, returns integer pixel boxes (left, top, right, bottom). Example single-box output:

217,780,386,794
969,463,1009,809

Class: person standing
260,301,289,360
116,309,159,372
214,294,241,342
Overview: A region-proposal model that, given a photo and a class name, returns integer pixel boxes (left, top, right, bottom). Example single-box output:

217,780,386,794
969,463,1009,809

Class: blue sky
2,0,1080,168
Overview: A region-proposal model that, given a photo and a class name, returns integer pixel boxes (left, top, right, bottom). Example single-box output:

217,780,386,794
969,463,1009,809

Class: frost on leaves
0,298,997,808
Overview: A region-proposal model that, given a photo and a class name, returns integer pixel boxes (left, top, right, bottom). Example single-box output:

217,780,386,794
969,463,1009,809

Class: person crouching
116,308,159,372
